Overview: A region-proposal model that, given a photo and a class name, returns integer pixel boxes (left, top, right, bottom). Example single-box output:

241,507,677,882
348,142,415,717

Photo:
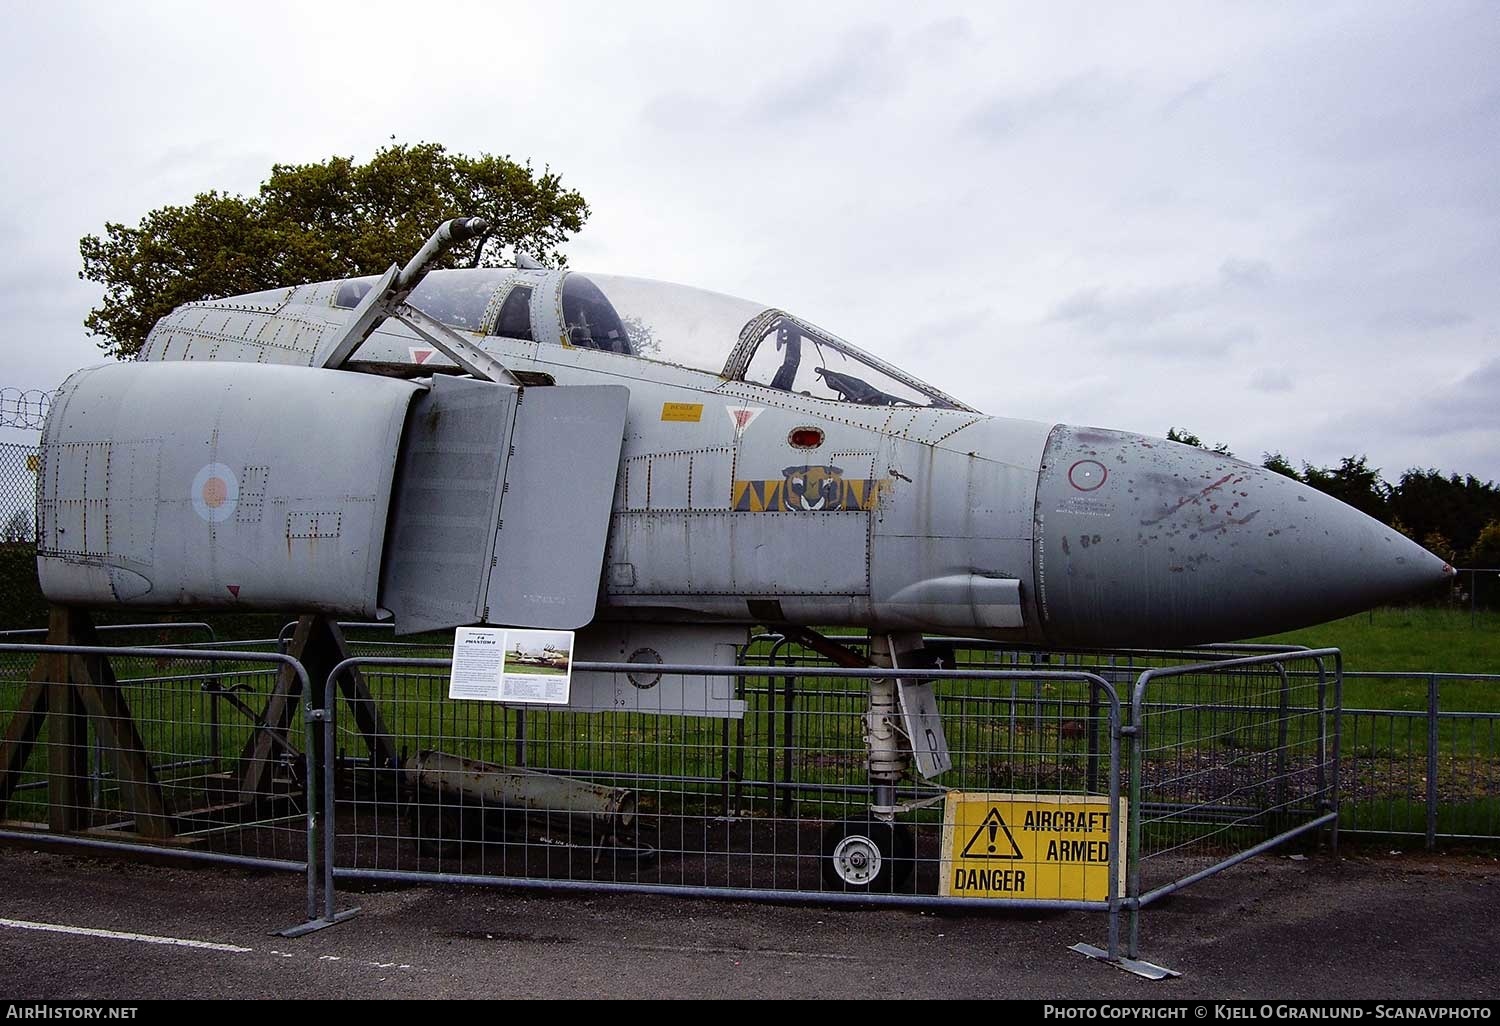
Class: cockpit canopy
333,268,970,411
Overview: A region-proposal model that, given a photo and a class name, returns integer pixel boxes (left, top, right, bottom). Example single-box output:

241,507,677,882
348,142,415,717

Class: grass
1256,606,1500,676
1,606,1495,848
504,663,567,676
1255,606,1500,713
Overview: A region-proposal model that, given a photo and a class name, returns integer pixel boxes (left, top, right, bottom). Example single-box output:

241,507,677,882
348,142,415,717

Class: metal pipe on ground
407,750,636,843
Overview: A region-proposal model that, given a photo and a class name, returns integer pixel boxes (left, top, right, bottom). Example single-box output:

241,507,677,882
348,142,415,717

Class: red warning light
789,427,824,449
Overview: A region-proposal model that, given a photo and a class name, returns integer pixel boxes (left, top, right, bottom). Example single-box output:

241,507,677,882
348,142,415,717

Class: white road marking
0,916,252,953
628,942,859,961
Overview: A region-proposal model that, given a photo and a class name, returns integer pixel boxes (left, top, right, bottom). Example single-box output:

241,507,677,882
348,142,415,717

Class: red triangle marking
412,349,434,365
226,585,240,598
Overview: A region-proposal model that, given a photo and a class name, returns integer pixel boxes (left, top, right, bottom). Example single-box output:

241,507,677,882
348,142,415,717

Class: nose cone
1034,426,1452,647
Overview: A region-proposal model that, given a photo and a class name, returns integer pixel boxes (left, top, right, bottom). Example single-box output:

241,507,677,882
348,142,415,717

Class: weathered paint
90,266,1455,650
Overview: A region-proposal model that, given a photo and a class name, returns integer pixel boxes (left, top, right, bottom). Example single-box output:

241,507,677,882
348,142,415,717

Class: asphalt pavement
0,845,1495,999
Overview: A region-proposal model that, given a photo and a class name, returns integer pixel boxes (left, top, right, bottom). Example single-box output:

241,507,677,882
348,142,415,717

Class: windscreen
740,315,965,409
582,274,769,373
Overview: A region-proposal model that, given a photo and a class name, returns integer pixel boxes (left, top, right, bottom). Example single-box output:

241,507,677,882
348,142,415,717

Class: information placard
449,627,574,704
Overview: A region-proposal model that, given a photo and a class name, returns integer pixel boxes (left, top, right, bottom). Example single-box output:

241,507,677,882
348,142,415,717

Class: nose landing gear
781,628,944,895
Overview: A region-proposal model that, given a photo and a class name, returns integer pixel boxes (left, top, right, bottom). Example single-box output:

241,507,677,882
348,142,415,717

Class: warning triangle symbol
961,807,1024,860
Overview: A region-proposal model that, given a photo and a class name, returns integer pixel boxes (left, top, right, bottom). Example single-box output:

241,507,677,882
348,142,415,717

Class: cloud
1161,76,1219,115
1313,354,1500,481
1219,258,1272,289
913,15,973,54
1404,357,1500,438
1046,281,1205,333
1249,367,1294,393
968,72,1133,139
0,1,1496,486
640,25,899,133
1372,308,1472,332
1109,324,1256,360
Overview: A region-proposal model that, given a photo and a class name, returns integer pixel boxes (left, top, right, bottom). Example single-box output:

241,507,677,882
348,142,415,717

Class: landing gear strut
782,628,931,894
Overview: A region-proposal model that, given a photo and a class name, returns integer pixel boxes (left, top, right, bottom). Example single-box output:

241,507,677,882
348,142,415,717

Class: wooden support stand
0,607,171,837
0,608,396,841
237,614,398,805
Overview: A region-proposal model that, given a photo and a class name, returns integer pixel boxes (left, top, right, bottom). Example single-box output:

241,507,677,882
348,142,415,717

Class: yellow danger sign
939,791,1125,901
660,402,704,422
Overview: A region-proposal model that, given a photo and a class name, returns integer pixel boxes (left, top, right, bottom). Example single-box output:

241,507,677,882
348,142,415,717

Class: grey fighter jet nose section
1033,425,1453,647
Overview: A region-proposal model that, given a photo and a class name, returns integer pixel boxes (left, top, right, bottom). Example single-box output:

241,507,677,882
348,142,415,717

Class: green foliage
1300,455,1391,522
1468,522,1500,607
1390,470,1500,563
79,142,590,358
1,511,28,542
1165,426,1234,457
1261,452,1302,480
1471,520,1500,566
0,543,47,629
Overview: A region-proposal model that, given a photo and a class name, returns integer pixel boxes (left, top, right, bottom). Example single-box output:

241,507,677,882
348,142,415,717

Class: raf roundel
191,463,240,523
1067,459,1108,492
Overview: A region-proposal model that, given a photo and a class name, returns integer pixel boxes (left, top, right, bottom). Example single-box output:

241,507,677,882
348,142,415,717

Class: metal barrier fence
0,641,318,925
310,656,1131,950
0,622,217,644
1338,671,1500,847
1124,649,1341,958
906,641,1497,851
11,630,1491,969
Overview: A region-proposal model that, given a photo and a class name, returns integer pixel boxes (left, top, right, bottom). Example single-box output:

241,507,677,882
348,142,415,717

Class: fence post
1426,674,1439,851
1273,663,1291,832
1126,679,1145,960
780,671,796,818
1331,660,1342,856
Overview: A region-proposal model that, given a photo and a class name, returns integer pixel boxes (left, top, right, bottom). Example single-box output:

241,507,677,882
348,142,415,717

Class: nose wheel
821,816,915,892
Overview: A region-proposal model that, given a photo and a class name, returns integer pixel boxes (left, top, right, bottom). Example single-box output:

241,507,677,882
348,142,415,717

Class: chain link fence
0,441,37,543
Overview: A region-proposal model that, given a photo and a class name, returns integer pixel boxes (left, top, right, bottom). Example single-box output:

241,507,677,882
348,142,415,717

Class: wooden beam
238,616,400,804
62,612,171,839
0,661,51,811
44,607,89,832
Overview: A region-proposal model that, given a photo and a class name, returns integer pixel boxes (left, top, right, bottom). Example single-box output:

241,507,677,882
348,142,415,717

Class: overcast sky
1,1,1495,480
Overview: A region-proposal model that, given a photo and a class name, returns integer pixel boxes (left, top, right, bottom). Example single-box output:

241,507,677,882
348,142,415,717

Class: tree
1300,455,1391,523
1261,452,1302,481
1468,520,1500,566
1,509,30,543
80,142,590,358
1165,427,1234,457
1467,520,1500,608
1388,469,1500,563
1422,530,1458,565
